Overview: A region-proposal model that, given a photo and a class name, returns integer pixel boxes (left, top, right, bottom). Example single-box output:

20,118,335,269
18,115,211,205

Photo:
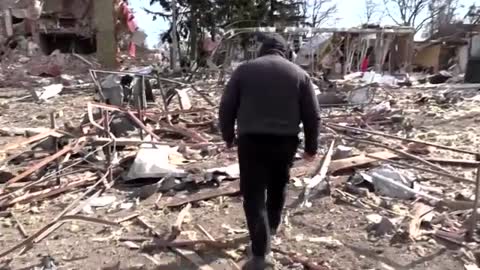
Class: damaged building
1,0,144,63
221,25,415,77
1,0,95,54
414,23,480,76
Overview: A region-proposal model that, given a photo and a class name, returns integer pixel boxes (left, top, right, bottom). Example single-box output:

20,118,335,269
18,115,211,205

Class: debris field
1,36,480,270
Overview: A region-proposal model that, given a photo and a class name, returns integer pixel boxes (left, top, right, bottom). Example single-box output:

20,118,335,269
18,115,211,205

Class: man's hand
303,152,315,162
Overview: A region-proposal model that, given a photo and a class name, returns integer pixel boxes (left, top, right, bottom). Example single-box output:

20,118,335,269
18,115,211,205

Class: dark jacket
219,34,320,154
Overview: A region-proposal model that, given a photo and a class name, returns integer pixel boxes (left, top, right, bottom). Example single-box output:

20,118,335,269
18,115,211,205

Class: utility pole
95,0,117,68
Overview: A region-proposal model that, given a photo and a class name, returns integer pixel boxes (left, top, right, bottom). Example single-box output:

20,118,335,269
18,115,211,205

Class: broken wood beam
0,129,63,153
161,181,240,208
156,125,209,143
11,212,28,238
0,176,97,208
170,203,192,240
298,139,335,207
141,236,249,252
0,180,105,258
0,127,58,137
2,143,74,189
408,203,434,241
329,151,398,173
191,85,216,106
424,158,480,167
326,123,479,156
196,225,241,269
126,111,162,141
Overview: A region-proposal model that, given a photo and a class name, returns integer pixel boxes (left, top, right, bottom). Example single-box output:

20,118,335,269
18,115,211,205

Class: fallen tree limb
326,123,479,156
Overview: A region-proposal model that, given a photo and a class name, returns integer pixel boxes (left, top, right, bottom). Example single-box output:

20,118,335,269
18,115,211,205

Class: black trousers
237,134,298,257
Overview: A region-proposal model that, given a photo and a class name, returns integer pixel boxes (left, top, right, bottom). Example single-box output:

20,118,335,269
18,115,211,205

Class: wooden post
4,9,13,37
374,32,382,72
95,0,117,68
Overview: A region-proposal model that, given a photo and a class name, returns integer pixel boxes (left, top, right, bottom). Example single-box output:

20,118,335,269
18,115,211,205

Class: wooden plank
2,144,73,188
0,129,62,153
163,181,240,208
175,248,215,270
425,158,480,167
408,203,434,241
4,9,13,37
329,151,397,173
0,176,96,208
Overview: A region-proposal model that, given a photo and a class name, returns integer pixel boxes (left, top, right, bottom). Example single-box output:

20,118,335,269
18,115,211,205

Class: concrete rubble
1,20,480,270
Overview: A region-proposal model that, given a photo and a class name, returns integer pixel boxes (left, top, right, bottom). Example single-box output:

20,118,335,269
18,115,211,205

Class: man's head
258,33,288,57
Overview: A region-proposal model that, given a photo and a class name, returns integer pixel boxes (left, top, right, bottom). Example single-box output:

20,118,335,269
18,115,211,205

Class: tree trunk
269,0,275,25
95,0,117,68
189,7,198,62
170,0,180,71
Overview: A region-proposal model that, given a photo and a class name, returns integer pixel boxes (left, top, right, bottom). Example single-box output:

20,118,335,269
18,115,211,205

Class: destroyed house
414,23,480,74
0,0,96,55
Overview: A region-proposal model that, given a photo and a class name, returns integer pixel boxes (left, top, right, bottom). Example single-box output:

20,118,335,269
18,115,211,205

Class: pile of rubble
1,48,480,269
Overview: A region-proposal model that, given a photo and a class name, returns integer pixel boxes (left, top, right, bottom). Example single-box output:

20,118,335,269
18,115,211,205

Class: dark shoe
242,256,274,270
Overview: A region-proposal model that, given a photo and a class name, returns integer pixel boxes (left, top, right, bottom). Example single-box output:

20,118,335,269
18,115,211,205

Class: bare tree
464,4,479,24
426,0,459,36
303,0,338,27
383,0,442,32
362,0,382,24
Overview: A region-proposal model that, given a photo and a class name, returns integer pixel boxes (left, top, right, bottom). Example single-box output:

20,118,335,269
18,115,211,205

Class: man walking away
219,33,320,270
